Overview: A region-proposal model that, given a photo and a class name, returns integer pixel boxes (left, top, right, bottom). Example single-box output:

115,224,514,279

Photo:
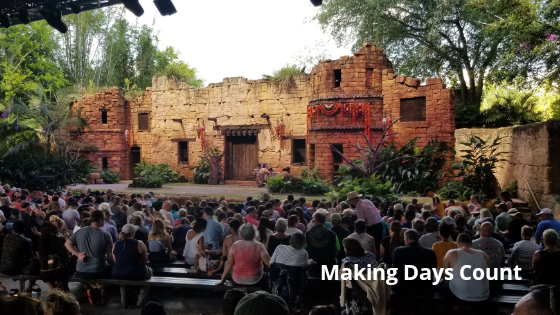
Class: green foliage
134,159,180,185
100,169,120,184
263,64,306,92
437,180,483,201
374,138,449,193
441,136,506,198
328,173,400,204
481,84,542,126
157,61,204,88
190,147,223,184
502,180,518,198
266,167,332,195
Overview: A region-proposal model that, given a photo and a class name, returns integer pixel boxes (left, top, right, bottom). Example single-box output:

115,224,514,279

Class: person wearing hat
330,213,351,262
500,209,529,246
346,191,383,253
423,187,444,219
202,206,225,250
535,208,560,248
495,203,512,233
99,204,118,243
233,290,290,315
112,223,151,307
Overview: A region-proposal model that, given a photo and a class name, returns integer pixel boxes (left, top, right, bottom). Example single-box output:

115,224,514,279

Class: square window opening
292,139,306,164
400,97,427,122
101,111,108,124
332,144,343,164
102,157,108,170
178,141,189,164
334,69,341,88
138,113,149,131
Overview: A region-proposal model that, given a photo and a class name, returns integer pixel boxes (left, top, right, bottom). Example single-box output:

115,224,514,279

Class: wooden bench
151,267,221,279
146,260,189,268
1,274,260,309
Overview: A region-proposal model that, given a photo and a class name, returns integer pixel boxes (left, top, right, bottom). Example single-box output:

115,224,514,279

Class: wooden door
130,147,141,178
229,136,257,180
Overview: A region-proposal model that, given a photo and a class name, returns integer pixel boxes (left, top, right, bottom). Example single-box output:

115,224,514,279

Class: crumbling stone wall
72,87,130,179
455,120,560,215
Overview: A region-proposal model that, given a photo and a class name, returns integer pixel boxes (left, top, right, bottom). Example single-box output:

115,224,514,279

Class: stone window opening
292,139,307,164
366,68,373,88
400,97,427,122
178,141,189,164
138,112,150,131
332,144,343,174
102,157,108,170
334,69,341,88
101,111,108,124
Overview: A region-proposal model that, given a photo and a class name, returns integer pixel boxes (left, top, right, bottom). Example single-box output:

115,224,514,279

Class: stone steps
224,180,255,186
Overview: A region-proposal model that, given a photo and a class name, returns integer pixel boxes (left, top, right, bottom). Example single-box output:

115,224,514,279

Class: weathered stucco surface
455,120,560,215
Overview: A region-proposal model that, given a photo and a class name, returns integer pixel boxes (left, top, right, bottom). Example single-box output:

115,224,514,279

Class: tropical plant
134,159,181,185
328,173,401,204
157,61,204,88
437,180,484,202
190,147,223,184
266,167,331,195
440,136,506,198
263,64,306,92
100,169,120,184
481,85,542,126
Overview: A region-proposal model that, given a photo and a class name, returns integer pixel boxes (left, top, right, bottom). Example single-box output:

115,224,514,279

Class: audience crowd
0,183,557,315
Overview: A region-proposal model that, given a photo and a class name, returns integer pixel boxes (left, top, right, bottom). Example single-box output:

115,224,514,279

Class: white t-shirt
285,227,303,235
58,198,66,209
270,245,309,267
62,208,80,230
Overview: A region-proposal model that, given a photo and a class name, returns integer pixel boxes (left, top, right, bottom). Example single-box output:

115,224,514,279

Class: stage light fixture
40,7,68,33
69,2,82,14
153,0,177,16
18,8,30,24
310,0,323,6
122,0,144,17
0,13,10,28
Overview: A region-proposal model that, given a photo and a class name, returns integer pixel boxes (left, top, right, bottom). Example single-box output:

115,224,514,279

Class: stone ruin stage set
73,43,456,182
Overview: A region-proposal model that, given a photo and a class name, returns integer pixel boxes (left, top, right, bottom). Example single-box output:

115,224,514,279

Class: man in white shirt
160,201,175,228
270,233,309,267
63,200,81,231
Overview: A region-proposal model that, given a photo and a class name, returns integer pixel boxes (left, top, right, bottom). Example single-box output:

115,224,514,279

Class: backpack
272,269,291,305
40,255,67,282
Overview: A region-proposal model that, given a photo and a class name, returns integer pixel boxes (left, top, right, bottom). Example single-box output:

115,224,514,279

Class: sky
125,0,352,85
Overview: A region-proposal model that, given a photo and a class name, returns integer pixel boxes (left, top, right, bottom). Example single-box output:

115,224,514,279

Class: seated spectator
532,229,560,286
45,291,80,315
0,220,34,288
45,201,63,222
65,210,113,306
510,225,540,273
330,213,350,262
245,206,260,227
534,208,560,248
473,208,494,236
421,209,431,222
222,289,247,315
62,200,80,231
419,217,446,248
341,216,354,234
257,217,273,247
109,196,127,227
432,222,457,268
100,208,118,243
285,215,303,235
305,212,338,274
38,222,71,292
495,203,512,232
501,209,529,246
473,222,505,268
393,229,437,298
233,291,289,315
131,214,149,244
402,209,416,229
444,199,464,216
172,218,191,254
454,215,472,239
211,219,242,277
148,219,176,263
270,232,309,267
308,305,337,315
346,219,376,256
0,294,44,315
112,224,151,307
440,233,491,302
142,300,166,315
412,219,425,237
380,221,404,266
174,208,188,227
513,284,556,315
183,218,207,266
3,208,23,235
267,218,290,256
341,237,377,271
218,223,271,285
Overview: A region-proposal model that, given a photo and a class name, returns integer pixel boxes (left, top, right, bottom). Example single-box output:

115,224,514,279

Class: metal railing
22,169,76,191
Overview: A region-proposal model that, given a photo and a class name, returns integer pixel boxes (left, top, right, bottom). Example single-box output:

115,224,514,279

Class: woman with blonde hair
147,219,176,262
380,221,404,266
473,208,494,236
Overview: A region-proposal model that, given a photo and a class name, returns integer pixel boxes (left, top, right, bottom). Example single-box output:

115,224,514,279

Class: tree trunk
208,155,222,185
457,67,468,107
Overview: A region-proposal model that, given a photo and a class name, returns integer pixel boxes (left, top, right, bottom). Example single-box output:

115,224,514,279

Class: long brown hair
388,221,403,257
148,219,168,241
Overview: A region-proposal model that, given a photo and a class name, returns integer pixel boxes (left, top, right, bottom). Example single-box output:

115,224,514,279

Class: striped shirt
510,240,540,271
270,245,309,267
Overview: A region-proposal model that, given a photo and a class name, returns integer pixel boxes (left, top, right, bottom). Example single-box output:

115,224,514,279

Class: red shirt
274,206,285,218
246,215,260,227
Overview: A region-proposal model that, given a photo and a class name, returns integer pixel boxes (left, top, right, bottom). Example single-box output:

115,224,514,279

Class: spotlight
18,8,30,24
153,0,177,16
310,0,323,6
39,7,68,33
69,3,82,14
0,14,10,28
122,0,144,17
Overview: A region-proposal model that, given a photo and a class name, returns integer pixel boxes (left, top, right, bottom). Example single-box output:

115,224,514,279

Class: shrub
263,64,306,92
131,159,180,188
190,147,223,184
100,169,120,184
157,61,204,88
266,167,331,195
328,173,401,204
437,180,484,201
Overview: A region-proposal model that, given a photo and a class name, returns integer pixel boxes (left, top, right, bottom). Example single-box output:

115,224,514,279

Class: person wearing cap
112,223,151,307
330,213,350,262
535,208,560,248
100,207,118,243
423,187,444,219
500,209,529,246
233,290,290,315
346,191,383,253
432,222,457,268
495,203,512,233
466,203,480,228
202,206,225,250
